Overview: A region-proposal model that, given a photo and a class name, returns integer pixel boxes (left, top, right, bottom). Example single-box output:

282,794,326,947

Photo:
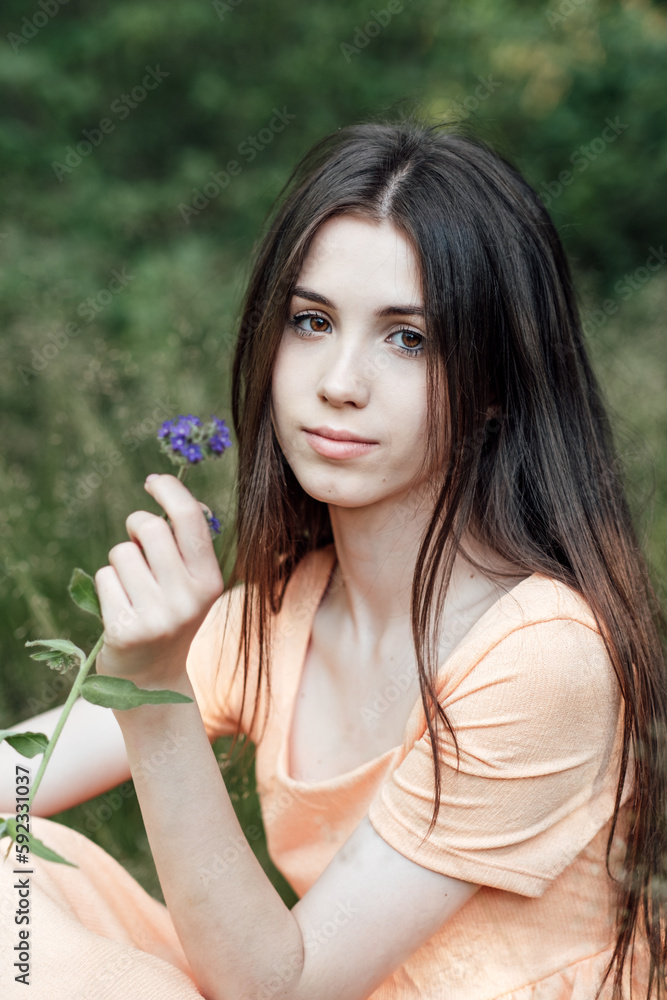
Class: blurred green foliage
0,0,665,907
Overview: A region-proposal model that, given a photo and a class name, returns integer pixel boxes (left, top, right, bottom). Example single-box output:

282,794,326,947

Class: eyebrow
290,285,425,318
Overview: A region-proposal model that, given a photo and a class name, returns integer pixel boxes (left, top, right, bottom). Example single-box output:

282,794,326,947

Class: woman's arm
115,680,479,1000
98,474,479,1000
113,682,307,999
0,698,131,816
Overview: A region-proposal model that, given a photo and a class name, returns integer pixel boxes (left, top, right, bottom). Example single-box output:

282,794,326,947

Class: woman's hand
94,474,224,691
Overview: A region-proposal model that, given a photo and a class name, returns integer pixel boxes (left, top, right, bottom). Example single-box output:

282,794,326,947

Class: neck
324,487,523,662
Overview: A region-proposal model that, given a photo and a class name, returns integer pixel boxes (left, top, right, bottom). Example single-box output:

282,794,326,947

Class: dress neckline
276,543,537,790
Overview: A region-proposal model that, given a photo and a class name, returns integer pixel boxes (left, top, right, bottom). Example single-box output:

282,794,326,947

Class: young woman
1,118,666,1000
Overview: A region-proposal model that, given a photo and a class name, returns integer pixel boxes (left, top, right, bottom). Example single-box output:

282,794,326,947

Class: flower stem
28,631,106,807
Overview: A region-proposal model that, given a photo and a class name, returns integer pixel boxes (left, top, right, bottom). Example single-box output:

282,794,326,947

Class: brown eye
288,311,332,336
387,328,425,356
401,331,421,349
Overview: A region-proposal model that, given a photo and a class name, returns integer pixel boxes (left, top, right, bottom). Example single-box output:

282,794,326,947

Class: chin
301,484,376,509
290,466,381,509
306,478,418,513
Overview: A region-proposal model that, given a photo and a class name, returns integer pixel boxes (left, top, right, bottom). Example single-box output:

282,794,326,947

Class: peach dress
0,543,652,999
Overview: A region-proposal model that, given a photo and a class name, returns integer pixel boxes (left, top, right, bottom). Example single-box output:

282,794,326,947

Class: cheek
383,371,429,436
386,378,433,476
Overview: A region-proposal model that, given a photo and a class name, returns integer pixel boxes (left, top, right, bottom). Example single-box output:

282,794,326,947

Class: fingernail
145,474,159,484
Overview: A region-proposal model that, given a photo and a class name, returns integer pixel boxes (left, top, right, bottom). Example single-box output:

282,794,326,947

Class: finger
142,474,222,585
94,564,142,643
125,510,192,589
107,539,161,609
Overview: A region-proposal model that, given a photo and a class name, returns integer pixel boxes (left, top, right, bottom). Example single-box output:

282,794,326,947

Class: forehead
296,214,422,301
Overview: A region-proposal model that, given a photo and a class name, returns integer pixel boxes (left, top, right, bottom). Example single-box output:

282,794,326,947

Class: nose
316,338,372,408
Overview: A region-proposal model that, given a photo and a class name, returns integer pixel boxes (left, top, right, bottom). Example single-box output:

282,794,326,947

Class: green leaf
25,637,86,670
28,649,70,661
4,819,77,867
0,730,49,758
80,674,194,710
0,819,7,839
26,834,77,867
68,568,102,619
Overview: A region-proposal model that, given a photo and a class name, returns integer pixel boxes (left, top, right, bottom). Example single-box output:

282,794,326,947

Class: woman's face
271,214,435,510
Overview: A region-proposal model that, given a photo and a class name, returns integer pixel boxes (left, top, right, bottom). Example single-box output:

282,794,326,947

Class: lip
304,425,378,444
303,427,379,460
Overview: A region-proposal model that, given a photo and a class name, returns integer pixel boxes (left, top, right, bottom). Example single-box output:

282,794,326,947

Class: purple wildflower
210,417,232,447
208,415,232,454
183,443,203,463
208,434,227,454
170,433,188,451
212,416,231,436
204,510,222,535
171,417,197,438
157,413,233,467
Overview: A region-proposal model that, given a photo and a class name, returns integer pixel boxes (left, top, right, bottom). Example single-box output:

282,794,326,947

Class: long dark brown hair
220,115,667,997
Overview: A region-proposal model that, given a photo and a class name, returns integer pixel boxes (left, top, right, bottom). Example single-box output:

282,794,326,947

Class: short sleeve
186,583,247,741
367,618,627,896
